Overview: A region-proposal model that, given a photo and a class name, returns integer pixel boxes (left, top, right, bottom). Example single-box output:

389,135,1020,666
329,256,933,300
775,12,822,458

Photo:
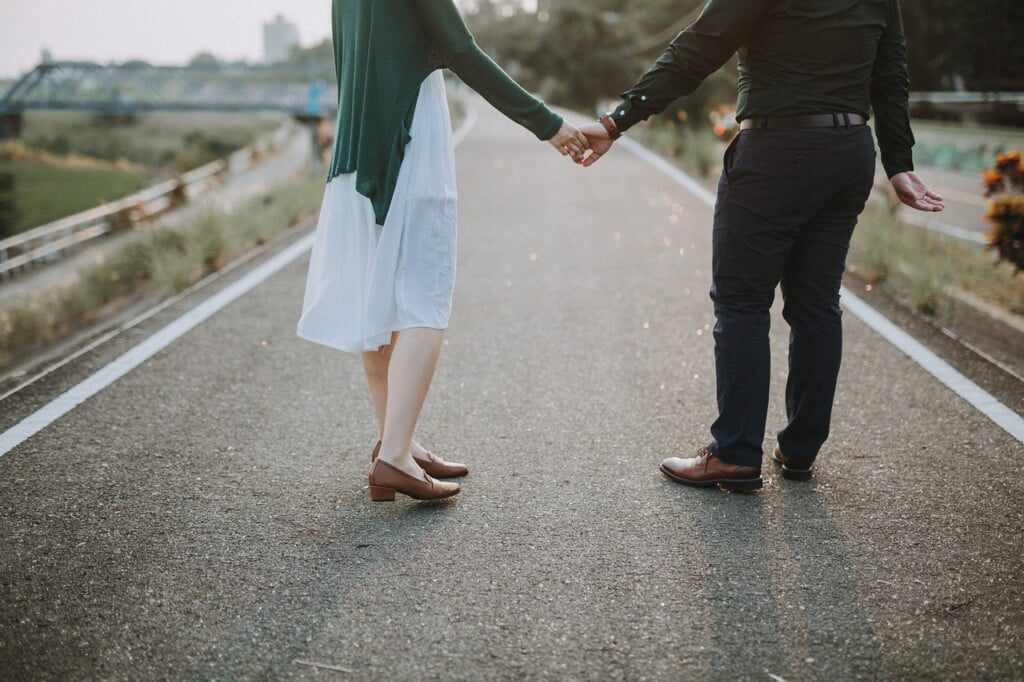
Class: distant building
263,14,300,64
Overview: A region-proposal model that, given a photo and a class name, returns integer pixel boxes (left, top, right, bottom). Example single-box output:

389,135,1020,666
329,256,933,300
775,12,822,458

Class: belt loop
832,113,838,128
843,112,851,127
760,116,768,130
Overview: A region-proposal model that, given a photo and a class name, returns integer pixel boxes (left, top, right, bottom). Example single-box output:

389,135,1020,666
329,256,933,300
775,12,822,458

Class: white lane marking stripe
840,291,1024,441
899,211,988,244
617,136,1024,444
0,105,479,459
0,234,312,457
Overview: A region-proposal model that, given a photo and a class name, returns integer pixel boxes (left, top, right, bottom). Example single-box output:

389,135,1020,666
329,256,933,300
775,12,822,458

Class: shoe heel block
719,477,764,491
369,485,396,501
780,466,813,481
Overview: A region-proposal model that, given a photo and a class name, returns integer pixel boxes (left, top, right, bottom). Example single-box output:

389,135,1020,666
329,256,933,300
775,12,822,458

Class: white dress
297,71,457,354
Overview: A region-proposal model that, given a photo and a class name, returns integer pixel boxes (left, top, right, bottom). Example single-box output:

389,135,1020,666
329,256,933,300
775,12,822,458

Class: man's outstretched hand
578,122,615,167
890,171,945,212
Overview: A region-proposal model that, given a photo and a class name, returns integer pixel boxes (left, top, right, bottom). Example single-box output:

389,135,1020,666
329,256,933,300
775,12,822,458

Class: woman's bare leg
362,333,397,437
362,332,437,459
377,328,445,477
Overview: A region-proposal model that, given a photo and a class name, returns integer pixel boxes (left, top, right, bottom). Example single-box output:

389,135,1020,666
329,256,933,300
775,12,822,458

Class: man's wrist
599,114,622,141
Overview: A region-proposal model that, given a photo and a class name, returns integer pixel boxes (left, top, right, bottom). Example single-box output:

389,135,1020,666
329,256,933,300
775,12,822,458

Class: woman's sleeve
414,0,562,141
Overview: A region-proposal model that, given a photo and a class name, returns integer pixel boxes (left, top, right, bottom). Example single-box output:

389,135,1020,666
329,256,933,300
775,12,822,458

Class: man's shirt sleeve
612,0,770,132
870,0,915,177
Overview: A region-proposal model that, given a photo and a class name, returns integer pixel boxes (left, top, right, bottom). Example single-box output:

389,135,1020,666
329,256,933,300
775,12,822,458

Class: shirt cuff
881,152,914,179
609,95,651,133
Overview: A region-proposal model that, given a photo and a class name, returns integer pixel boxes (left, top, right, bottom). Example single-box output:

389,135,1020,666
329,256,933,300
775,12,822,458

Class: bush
983,150,1024,273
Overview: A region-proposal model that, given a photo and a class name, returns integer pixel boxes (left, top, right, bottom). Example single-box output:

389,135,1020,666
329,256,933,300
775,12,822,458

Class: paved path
1,101,1022,680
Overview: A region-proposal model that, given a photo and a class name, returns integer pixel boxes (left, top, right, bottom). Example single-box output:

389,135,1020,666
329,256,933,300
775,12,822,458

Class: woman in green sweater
297,0,587,502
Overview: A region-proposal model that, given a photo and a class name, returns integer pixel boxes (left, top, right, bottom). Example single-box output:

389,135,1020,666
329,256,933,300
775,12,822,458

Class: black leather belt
739,113,867,130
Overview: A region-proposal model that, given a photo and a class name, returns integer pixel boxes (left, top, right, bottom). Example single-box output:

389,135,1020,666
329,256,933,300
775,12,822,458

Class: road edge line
616,135,1024,445
0,104,479,459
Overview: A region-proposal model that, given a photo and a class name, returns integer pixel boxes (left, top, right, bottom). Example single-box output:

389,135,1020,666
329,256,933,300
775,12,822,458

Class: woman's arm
414,0,586,157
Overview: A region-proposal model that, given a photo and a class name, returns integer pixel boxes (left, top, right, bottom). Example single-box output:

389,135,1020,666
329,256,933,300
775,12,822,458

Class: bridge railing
0,123,294,280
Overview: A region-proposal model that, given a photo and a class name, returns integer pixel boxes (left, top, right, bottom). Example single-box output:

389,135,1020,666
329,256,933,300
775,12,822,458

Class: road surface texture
1,101,1022,680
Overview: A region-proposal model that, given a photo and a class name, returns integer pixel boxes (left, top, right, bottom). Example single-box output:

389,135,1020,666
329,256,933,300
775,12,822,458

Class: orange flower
983,169,1003,194
996,150,1021,170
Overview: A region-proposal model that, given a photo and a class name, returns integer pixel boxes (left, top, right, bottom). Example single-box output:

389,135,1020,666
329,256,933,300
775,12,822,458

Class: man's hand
579,122,615,167
548,121,590,164
889,171,945,212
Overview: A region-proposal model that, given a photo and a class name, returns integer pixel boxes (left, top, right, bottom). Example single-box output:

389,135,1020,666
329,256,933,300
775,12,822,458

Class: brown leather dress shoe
772,445,813,481
370,441,469,478
367,459,460,502
660,447,762,491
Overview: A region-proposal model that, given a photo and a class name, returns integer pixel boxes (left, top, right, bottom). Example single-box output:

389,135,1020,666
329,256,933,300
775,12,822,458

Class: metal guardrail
909,92,1024,106
0,123,294,280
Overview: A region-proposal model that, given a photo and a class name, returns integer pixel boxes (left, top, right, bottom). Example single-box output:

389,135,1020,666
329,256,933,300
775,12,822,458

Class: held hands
889,171,945,212
577,121,616,167
548,121,591,164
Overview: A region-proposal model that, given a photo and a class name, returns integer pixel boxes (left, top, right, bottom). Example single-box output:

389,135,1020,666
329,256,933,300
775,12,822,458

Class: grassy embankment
0,168,324,369
1,112,282,237
0,161,152,232
848,205,1022,317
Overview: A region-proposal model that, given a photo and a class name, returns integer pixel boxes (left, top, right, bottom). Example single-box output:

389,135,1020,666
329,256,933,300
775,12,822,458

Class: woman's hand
548,122,590,163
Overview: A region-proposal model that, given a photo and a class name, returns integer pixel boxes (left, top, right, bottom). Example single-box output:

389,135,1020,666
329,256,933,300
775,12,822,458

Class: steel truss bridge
0,61,337,136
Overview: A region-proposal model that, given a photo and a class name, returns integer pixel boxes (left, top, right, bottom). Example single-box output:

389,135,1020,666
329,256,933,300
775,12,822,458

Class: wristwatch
599,114,622,141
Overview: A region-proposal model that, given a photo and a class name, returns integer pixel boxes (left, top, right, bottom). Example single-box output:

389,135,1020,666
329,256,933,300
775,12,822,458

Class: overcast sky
0,1,516,79
0,0,335,78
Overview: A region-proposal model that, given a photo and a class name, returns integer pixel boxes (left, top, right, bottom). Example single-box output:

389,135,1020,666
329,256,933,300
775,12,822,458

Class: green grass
0,161,153,234
20,111,283,170
849,204,1024,317
0,168,326,369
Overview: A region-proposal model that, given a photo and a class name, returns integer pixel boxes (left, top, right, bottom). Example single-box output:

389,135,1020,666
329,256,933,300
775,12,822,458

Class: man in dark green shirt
579,0,945,490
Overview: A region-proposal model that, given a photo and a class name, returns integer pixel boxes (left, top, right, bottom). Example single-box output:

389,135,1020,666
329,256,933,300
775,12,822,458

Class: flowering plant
984,151,1024,273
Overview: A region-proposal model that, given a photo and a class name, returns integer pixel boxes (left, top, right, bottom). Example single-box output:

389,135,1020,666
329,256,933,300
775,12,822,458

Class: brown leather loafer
370,441,469,478
772,445,813,481
660,447,762,491
368,459,460,502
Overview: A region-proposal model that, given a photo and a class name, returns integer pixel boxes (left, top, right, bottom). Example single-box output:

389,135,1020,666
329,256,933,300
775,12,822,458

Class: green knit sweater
328,0,563,225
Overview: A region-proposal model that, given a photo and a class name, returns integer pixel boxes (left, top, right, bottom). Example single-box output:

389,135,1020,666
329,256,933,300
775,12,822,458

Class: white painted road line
0,234,313,458
617,135,1024,445
900,211,988,244
0,105,479,459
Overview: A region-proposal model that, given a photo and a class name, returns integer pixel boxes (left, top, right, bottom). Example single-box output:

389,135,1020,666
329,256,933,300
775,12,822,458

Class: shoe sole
772,452,813,481
369,485,461,502
660,464,763,491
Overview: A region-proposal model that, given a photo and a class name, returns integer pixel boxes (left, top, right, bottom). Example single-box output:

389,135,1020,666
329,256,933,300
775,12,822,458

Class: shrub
983,150,1024,273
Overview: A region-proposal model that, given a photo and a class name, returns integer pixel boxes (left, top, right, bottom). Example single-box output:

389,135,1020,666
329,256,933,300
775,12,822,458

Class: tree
902,0,1024,91
187,52,221,70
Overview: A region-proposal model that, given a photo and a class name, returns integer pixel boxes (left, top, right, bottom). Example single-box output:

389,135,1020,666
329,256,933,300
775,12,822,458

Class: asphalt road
1,101,1022,680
